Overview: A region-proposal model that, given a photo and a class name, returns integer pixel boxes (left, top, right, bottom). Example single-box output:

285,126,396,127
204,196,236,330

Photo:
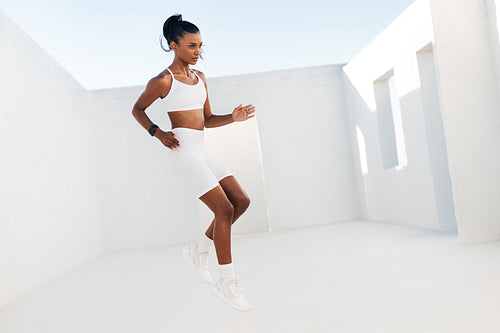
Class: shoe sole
211,283,253,312
182,245,212,285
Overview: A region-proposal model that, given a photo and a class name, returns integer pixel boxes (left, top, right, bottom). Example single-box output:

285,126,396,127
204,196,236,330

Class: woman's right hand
155,130,180,149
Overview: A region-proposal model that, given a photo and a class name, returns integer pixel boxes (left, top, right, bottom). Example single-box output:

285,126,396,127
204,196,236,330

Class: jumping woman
131,14,255,312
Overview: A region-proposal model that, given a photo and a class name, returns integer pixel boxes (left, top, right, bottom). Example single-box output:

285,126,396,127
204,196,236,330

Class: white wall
430,0,500,243
225,66,361,231
0,10,105,307
485,0,500,99
343,0,456,231
95,65,360,245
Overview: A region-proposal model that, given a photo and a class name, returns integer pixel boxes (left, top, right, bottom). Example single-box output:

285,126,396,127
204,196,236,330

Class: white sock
219,262,236,283
197,233,213,253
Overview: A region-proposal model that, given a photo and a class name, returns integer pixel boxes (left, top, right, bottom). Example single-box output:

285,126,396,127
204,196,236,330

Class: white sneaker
182,242,213,285
211,277,254,311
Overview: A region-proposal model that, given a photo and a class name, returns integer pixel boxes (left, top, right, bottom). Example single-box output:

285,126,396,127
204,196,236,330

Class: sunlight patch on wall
356,125,368,175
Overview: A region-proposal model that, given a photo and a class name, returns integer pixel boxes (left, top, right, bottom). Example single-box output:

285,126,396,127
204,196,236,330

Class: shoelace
229,279,244,297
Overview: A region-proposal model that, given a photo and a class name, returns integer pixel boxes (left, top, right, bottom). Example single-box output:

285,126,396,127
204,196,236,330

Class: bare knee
215,201,234,221
236,195,250,213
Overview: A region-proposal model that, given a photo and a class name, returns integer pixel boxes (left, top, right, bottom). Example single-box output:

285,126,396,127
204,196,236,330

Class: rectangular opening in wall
373,69,408,169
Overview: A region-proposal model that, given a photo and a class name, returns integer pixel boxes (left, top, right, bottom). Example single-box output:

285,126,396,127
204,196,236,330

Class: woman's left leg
204,175,250,240
198,175,255,311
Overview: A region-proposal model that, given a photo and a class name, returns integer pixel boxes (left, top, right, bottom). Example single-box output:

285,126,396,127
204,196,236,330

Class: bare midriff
168,108,205,131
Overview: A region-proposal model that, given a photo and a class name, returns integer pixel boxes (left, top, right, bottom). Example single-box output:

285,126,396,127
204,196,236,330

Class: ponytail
159,14,200,52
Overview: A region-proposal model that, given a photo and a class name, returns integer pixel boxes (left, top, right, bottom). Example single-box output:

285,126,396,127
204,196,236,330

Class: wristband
148,124,159,136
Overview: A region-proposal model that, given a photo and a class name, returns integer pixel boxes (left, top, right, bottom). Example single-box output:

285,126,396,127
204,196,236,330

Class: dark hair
159,14,202,55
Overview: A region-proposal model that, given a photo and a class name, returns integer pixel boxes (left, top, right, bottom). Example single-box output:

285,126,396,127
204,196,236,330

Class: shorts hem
217,173,234,182
197,182,220,199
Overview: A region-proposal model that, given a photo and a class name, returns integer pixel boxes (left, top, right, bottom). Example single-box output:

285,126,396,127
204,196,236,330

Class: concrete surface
1,220,499,333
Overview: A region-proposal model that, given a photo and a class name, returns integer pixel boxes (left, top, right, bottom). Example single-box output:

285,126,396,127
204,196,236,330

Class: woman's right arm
131,77,179,149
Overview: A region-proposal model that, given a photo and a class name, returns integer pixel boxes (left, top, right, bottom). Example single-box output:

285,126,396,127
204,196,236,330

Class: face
170,32,203,65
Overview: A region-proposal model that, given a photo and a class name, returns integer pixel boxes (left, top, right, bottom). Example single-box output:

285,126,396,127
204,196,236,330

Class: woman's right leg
199,185,234,265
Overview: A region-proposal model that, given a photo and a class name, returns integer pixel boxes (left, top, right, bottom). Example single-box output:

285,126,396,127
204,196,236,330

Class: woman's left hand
232,104,256,122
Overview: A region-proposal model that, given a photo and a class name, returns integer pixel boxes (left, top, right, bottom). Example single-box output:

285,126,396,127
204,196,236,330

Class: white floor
1,220,499,333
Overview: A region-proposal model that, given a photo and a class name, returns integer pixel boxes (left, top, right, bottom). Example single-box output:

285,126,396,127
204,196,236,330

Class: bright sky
0,0,415,90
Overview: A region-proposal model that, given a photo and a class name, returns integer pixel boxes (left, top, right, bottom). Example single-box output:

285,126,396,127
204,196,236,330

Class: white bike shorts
166,127,233,198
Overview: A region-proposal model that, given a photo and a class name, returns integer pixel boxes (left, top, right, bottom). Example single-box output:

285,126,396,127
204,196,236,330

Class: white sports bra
161,68,207,112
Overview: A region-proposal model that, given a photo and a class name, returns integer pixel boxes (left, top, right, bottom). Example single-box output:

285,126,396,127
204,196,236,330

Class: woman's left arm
197,71,256,128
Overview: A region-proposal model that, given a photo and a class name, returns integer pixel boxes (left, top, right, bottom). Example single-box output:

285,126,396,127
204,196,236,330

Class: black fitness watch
148,124,159,136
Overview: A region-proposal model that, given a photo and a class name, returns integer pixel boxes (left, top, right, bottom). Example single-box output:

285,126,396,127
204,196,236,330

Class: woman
131,14,255,312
